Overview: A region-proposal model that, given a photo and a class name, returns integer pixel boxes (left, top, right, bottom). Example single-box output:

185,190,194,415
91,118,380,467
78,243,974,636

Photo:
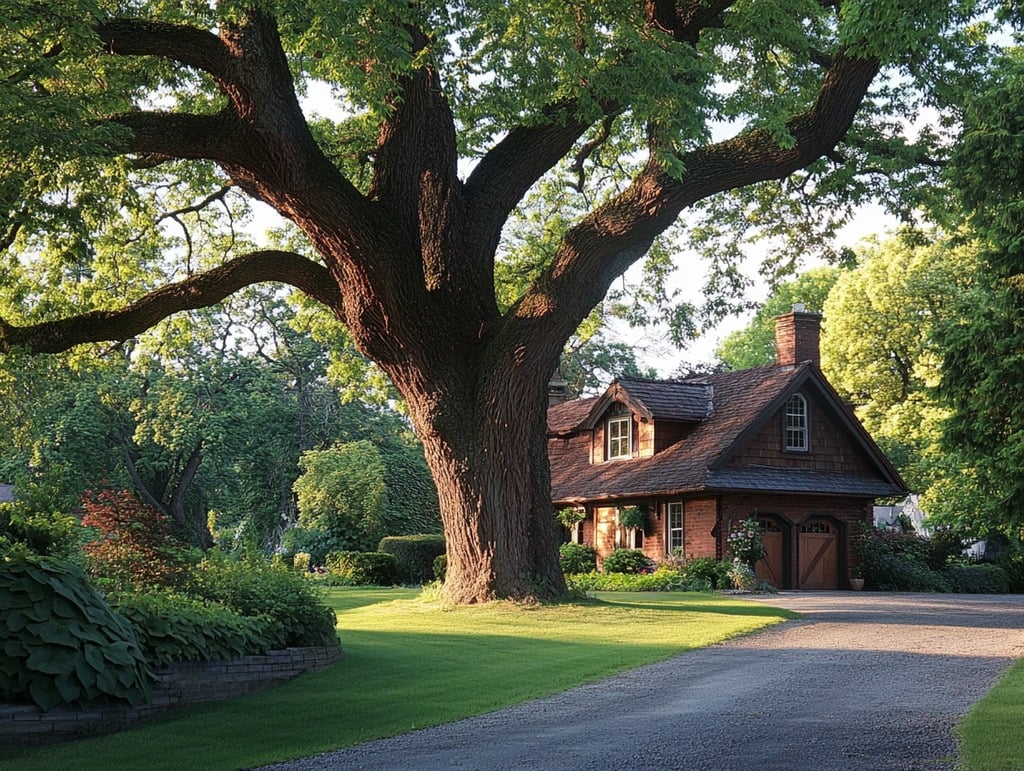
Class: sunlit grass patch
1,588,794,771
957,657,1024,770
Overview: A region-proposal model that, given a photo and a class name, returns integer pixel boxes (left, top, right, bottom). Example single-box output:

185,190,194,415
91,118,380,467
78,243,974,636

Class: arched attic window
784,393,809,451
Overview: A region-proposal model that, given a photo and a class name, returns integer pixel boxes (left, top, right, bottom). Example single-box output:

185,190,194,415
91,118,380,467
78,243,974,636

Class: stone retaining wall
0,644,343,748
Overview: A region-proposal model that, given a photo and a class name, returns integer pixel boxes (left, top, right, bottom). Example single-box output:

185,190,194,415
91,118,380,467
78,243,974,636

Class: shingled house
547,307,907,589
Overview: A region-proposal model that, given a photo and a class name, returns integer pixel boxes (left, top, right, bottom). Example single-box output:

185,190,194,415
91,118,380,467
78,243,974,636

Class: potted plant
619,505,646,530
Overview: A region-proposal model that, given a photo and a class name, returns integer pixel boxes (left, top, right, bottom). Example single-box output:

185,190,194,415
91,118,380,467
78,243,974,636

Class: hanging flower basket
555,507,586,528
619,506,646,530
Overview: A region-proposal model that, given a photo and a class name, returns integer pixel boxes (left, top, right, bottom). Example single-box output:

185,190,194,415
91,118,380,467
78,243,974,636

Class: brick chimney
548,369,570,406
774,303,822,367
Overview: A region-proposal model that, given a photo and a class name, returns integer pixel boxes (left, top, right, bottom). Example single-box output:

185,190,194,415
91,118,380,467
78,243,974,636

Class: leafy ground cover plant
0,555,153,710
568,566,687,592
113,590,277,667
185,551,338,648
675,557,733,590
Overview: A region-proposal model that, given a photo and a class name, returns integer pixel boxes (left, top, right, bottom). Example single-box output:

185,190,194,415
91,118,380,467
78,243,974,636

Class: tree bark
392,355,566,603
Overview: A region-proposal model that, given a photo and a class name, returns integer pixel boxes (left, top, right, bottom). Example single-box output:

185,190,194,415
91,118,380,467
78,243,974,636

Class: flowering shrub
727,516,765,566
728,559,758,591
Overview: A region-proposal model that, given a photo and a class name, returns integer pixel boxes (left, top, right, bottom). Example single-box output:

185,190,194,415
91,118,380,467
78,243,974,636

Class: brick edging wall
0,644,343,748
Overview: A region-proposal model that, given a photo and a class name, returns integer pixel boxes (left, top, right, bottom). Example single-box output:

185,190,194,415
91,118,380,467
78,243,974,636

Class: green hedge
378,534,446,584
942,564,1011,594
114,591,278,667
325,551,397,585
568,567,683,592
0,555,154,710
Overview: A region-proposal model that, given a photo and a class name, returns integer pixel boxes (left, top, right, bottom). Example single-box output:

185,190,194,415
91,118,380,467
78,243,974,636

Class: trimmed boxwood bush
0,555,154,710
559,543,598,574
602,548,654,574
325,551,397,585
114,590,278,667
185,552,338,648
378,534,446,584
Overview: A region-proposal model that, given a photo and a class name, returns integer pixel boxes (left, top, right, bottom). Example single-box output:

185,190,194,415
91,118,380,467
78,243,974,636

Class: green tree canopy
292,441,389,557
821,229,979,493
0,0,1005,602
935,45,1024,536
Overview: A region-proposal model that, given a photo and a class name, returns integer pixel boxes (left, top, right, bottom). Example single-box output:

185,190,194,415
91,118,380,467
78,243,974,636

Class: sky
610,202,897,376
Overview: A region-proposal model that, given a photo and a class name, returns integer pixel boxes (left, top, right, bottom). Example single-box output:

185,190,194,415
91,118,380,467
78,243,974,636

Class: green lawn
957,657,1024,770
0,588,794,771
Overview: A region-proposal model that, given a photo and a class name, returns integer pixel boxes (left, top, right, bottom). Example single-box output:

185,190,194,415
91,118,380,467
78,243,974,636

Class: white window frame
668,502,684,554
784,393,809,451
607,415,632,460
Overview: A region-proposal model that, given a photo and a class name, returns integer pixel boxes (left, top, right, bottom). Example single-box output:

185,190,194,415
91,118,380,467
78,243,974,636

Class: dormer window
785,393,808,451
607,415,632,460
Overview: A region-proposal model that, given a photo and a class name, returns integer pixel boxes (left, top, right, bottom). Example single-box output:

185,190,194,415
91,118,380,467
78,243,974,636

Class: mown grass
957,657,1024,770
0,588,794,771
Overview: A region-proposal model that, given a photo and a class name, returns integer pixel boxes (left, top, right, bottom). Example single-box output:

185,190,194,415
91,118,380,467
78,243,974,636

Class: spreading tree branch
511,51,881,349
0,251,341,354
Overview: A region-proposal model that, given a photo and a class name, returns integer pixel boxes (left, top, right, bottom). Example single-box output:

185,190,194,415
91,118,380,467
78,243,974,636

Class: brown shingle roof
548,363,906,502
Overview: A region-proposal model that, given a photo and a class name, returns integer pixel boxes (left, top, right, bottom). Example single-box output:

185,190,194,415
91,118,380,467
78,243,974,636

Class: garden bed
0,644,342,748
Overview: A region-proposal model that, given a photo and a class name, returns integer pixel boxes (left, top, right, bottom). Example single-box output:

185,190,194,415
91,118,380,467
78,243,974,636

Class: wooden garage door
799,520,838,589
755,519,784,588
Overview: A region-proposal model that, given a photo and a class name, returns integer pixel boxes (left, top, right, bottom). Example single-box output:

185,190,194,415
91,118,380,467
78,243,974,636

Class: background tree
716,266,844,370
291,441,389,562
936,45,1024,536
0,296,439,554
0,0,997,602
821,230,979,495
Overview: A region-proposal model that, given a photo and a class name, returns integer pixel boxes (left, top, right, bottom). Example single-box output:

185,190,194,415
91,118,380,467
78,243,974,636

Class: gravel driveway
264,593,1024,770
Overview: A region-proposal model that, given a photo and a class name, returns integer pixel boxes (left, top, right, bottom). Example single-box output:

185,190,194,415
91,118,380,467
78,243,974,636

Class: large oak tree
0,0,990,602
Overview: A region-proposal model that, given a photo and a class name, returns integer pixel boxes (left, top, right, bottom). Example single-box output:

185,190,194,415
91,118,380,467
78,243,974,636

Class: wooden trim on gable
709,365,906,492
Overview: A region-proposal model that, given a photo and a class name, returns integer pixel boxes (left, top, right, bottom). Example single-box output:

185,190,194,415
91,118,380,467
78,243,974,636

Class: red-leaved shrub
80,488,190,590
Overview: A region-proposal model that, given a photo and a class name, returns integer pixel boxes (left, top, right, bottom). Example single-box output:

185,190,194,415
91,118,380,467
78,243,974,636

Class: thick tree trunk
395,363,566,604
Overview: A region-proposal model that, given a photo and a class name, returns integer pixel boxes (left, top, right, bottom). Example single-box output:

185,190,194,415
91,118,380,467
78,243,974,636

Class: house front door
798,519,839,589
